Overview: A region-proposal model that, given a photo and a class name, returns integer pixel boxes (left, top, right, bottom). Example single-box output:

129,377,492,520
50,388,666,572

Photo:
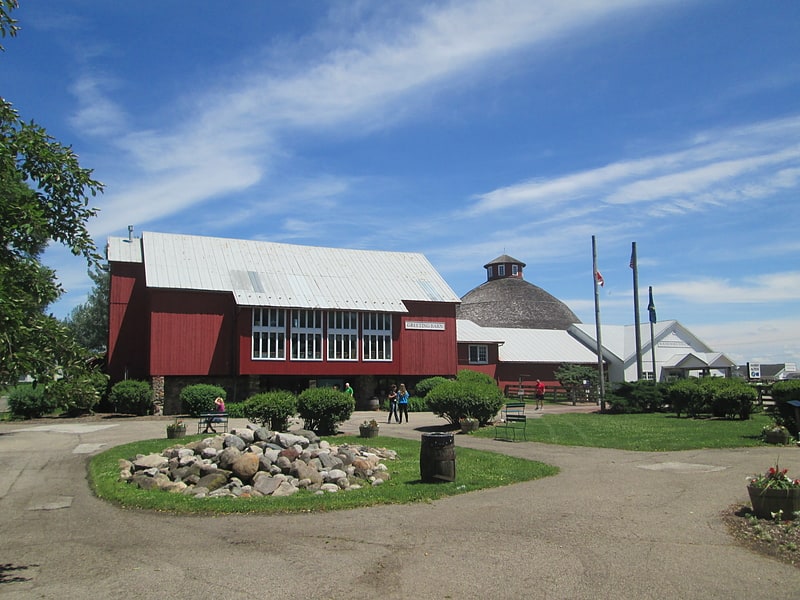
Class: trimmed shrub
7,384,56,419
225,402,245,419
242,391,297,431
770,380,800,434
407,395,429,412
455,369,496,387
415,376,450,398
698,377,756,420
109,379,153,415
666,378,703,418
606,381,665,414
180,384,226,416
297,387,355,435
426,379,503,425
47,371,108,416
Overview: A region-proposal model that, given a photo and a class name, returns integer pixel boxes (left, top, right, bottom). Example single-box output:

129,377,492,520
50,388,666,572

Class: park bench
495,402,527,441
197,412,229,434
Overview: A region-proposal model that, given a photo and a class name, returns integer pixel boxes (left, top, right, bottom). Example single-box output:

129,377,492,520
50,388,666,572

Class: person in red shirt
535,379,546,410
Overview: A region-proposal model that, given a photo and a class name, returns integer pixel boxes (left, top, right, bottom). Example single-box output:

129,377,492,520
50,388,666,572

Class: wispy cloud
70,0,677,237
659,272,800,304
470,116,800,220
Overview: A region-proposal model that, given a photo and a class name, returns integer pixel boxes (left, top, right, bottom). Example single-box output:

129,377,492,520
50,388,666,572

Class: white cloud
659,272,800,304
72,0,678,238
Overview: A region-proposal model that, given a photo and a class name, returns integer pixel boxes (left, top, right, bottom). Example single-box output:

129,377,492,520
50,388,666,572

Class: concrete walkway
1,406,798,599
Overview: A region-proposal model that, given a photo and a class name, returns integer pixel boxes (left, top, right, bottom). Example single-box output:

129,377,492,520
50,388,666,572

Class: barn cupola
484,254,525,282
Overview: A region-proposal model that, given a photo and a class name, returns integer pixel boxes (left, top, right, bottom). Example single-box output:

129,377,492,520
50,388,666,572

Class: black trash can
419,432,456,483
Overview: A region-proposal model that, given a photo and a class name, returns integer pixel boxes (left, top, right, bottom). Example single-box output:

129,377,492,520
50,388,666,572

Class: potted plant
747,462,800,520
166,418,186,439
762,423,790,445
359,419,380,438
459,416,479,433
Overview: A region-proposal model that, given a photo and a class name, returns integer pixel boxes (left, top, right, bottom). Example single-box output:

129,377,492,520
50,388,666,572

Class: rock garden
119,425,396,498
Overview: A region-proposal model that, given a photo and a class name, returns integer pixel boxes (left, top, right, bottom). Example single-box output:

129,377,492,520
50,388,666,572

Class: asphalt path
1,407,799,599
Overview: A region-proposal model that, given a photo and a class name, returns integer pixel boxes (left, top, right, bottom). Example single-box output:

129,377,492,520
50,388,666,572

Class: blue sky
4,1,800,367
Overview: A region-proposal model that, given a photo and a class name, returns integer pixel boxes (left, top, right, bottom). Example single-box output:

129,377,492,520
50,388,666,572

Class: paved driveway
1,410,798,599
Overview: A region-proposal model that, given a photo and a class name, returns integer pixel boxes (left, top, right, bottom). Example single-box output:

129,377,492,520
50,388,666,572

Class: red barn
107,231,461,413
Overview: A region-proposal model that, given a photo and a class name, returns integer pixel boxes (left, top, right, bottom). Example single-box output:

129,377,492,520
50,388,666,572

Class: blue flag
647,286,657,324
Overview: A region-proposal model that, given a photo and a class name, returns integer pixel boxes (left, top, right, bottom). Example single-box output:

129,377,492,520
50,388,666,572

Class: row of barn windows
252,308,392,362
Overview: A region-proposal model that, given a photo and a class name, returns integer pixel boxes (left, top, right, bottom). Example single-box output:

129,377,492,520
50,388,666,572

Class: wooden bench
495,402,527,441
197,412,229,434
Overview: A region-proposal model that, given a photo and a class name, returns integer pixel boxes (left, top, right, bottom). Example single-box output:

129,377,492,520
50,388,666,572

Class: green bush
666,378,703,418
297,387,355,435
242,391,297,431
426,379,503,425
407,395,429,412
7,384,56,419
770,380,800,434
415,376,450,397
606,381,665,414
47,371,108,416
108,379,153,415
455,369,497,387
180,384,226,416
225,401,245,419
698,377,756,420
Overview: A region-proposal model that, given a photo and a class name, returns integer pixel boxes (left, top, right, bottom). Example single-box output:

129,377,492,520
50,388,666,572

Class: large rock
133,454,169,470
196,472,229,492
231,453,260,482
217,446,242,470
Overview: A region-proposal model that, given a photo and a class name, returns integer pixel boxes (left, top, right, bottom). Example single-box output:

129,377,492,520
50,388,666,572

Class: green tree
64,265,109,352
554,363,599,404
0,1,104,383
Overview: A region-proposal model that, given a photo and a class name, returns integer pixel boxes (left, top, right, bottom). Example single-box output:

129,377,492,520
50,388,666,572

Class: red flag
595,271,604,287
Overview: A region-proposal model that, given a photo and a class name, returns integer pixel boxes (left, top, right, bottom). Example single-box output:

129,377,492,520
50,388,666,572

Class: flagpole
648,286,657,382
592,235,606,412
631,242,643,380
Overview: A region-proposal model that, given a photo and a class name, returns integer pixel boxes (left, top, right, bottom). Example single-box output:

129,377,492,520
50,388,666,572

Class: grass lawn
473,411,774,451
89,434,558,514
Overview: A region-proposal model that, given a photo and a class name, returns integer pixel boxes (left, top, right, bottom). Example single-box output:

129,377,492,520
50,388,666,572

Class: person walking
387,384,400,423
397,383,410,423
535,379,546,410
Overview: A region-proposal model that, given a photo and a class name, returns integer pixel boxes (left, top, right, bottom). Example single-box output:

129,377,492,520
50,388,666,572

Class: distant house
107,231,461,413
569,321,737,383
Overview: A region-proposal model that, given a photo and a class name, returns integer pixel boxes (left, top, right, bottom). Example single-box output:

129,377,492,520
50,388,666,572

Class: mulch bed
723,504,800,569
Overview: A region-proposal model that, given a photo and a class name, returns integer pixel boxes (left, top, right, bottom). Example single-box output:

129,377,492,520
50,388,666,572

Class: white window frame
498,264,505,276
512,264,519,276
363,312,392,361
327,311,359,361
290,309,323,361
486,266,493,278
468,344,488,364
252,308,286,360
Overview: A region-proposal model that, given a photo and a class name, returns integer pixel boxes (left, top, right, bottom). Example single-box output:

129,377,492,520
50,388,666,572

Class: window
486,266,493,278
498,264,505,276
328,311,359,361
363,312,392,361
290,309,323,360
512,264,519,276
643,371,655,381
469,344,488,364
252,308,285,360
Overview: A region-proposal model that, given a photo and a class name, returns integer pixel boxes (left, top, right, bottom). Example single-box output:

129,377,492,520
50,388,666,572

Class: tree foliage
0,1,104,383
64,265,109,352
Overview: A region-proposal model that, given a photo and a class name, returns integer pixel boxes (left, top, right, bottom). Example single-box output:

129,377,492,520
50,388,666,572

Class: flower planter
359,426,379,438
459,420,479,433
166,427,186,439
764,429,790,445
747,485,800,520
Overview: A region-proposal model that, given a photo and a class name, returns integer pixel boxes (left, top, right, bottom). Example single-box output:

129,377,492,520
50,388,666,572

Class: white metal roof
107,231,460,312
457,320,598,364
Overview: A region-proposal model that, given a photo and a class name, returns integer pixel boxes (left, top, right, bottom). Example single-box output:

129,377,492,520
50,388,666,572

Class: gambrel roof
107,231,460,313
